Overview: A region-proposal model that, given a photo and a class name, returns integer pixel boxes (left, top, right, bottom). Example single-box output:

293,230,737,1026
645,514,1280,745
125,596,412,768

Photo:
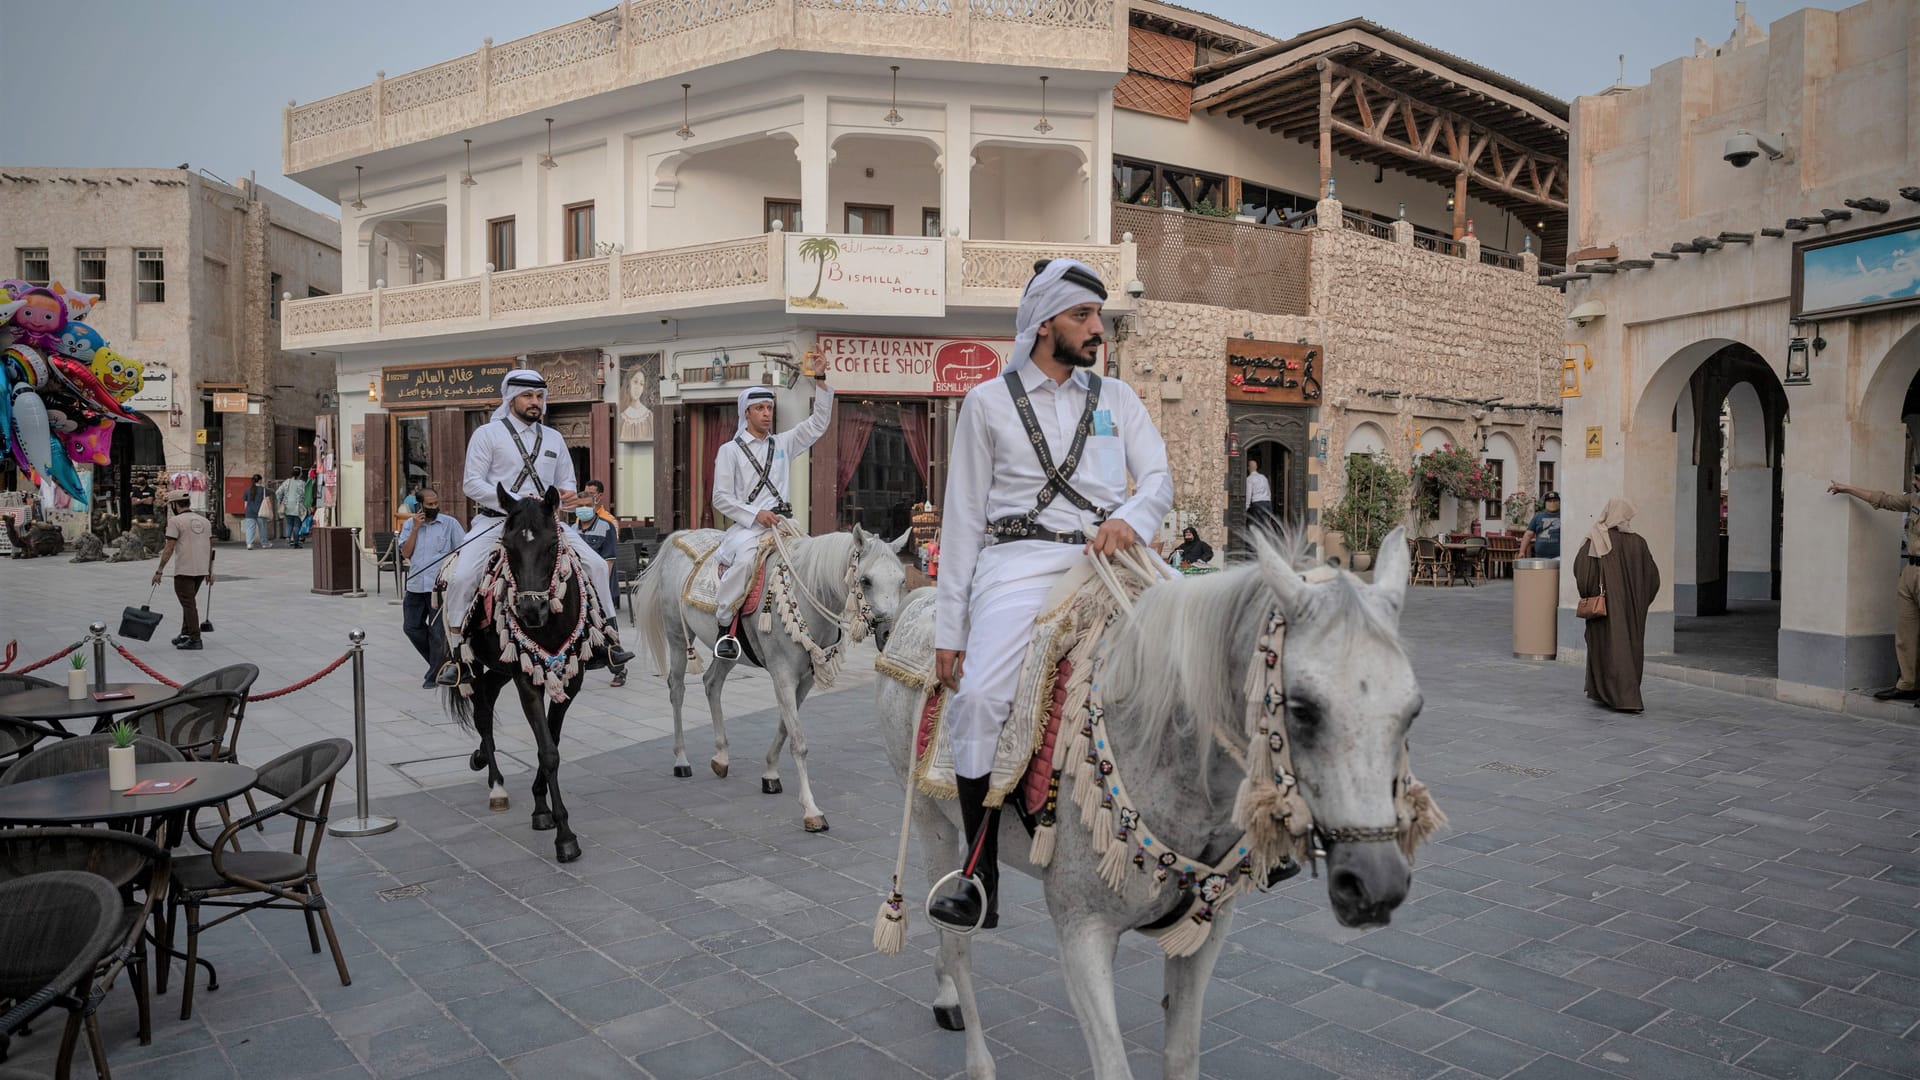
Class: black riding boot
928,774,1000,931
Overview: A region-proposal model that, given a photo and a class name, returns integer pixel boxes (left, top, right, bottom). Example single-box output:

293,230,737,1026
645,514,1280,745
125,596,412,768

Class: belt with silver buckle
987,518,1089,546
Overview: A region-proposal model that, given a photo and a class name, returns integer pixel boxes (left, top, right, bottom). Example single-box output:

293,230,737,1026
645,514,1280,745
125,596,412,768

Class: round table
0,762,258,827
0,682,179,735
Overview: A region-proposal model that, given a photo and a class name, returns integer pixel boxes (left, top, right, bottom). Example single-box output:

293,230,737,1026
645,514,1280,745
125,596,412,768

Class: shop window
563,201,595,261
135,249,165,302
922,207,941,238
394,415,431,511
836,400,932,539
1537,460,1555,495
17,248,49,288
77,249,106,299
844,204,893,235
487,216,516,271
765,199,801,233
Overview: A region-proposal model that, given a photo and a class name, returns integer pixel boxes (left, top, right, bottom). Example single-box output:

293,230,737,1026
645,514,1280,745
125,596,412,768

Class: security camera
1124,278,1146,299
1724,131,1787,168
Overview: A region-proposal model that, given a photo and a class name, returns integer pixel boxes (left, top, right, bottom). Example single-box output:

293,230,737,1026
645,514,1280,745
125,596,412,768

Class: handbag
1576,584,1608,620
118,584,165,641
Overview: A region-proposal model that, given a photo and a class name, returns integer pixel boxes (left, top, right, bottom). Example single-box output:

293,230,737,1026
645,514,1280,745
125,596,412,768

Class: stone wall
1121,199,1566,555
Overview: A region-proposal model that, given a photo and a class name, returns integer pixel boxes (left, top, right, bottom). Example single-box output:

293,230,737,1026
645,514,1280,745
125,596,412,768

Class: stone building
1560,0,1919,706
0,168,341,531
280,1,1563,552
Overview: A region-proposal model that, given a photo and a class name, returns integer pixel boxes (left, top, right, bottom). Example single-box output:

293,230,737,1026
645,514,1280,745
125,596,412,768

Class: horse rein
766,524,874,642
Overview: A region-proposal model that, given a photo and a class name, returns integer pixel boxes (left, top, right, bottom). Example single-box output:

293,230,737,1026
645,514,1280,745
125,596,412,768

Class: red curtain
900,401,930,487
835,402,877,498
693,407,735,529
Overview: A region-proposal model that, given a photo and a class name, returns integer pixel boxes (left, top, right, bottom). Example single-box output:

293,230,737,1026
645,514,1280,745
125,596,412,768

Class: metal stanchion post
343,527,367,598
89,621,108,693
328,628,397,838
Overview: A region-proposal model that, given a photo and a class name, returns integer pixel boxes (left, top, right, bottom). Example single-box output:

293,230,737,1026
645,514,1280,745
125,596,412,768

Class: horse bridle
499,513,566,613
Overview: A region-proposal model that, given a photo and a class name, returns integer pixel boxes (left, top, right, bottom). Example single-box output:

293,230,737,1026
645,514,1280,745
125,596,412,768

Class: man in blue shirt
399,487,466,689
1523,491,1561,559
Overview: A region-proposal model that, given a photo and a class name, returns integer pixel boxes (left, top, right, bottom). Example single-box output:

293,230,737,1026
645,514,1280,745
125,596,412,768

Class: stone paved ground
3,550,1916,1080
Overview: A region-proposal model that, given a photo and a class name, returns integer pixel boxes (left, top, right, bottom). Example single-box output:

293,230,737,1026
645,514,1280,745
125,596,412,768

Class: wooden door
428,408,468,524
363,412,389,534
589,401,613,494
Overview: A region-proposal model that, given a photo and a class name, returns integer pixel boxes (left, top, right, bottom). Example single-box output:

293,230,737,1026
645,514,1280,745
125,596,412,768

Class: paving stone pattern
2,553,1915,1078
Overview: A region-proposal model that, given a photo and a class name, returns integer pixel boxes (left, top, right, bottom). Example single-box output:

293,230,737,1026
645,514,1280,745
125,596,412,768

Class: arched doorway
1227,405,1308,553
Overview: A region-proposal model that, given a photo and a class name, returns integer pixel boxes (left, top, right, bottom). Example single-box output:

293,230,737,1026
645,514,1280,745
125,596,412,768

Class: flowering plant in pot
107,721,138,791
1410,443,1492,533
67,652,88,700
1322,452,1409,570
1504,490,1537,530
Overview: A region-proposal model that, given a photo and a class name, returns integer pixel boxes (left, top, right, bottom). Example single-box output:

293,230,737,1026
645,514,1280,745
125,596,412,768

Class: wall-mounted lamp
1226,430,1240,458
1561,342,1592,397
460,140,478,187
709,351,727,383
349,165,366,210
1397,201,1405,219
1111,312,1136,341
367,376,379,402
1325,177,1337,199
1033,75,1053,135
1312,431,1330,459
884,66,904,126
1446,191,1456,214
677,84,696,140
539,119,558,169
1784,336,1811,385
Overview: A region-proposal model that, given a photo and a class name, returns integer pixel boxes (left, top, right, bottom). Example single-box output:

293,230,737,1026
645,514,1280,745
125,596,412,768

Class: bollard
343,527,368,599
328,628,398,838
89,621,107,693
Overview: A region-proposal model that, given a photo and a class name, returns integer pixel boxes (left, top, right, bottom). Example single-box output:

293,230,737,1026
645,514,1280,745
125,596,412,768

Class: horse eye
861,576,872,589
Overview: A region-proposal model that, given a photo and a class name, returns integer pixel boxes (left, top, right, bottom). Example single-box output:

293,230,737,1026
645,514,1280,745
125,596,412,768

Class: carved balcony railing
381,279,481,325
285,0,1125,173
621,235,771,299
283,292,374,336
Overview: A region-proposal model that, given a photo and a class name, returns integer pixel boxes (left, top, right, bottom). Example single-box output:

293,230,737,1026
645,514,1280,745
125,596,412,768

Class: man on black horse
710,378,835,662
438,366,634,684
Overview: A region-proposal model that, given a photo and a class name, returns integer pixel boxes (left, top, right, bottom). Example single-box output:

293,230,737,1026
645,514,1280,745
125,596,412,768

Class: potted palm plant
1322,452,1409,572
67,652,88,700
107,721,138,791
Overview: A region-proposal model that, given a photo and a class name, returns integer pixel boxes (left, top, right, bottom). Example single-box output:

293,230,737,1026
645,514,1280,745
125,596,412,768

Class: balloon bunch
0,280,147,511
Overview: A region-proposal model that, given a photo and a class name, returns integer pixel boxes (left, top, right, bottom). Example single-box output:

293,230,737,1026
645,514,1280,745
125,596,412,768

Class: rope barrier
110,641,352,702
0,640,85,676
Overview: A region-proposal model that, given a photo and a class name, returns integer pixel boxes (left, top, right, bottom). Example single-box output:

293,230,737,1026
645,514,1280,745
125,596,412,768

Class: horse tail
443,679,474,735
632,535,674,675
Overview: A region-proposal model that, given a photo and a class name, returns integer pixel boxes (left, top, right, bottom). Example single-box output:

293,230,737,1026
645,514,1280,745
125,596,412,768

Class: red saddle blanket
739,560,771,622
916,659,1072,815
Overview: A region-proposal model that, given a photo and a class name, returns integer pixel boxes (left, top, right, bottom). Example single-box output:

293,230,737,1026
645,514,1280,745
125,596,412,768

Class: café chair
0,735,184,786
0,871,125,1080
177,665,262,827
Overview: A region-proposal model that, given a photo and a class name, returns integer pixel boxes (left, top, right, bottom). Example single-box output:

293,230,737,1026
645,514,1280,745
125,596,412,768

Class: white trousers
441,516,612,633
714,521,768,624
945,541,1086,778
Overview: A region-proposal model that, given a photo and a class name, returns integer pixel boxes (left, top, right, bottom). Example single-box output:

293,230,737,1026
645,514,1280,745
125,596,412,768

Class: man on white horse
436,366,633,684
710,378,835,662
928,258,1174,932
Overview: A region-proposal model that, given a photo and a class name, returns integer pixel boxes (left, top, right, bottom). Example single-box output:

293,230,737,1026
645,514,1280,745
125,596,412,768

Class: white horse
633,525,911,831
875,530,1435,1079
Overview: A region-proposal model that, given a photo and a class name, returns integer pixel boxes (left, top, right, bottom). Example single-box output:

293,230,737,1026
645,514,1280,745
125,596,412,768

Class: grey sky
3,0,1801,217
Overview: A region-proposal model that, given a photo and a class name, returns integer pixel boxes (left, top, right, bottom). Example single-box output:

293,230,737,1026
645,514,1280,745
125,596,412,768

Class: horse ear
496,483,514,511
1372,526,1410,615
542,486,560,516
1252,531,1308,613
891,528,913,553
850,524,866,547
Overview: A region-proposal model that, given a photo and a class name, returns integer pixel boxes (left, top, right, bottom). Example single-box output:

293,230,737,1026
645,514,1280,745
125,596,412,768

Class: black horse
446,484,588,863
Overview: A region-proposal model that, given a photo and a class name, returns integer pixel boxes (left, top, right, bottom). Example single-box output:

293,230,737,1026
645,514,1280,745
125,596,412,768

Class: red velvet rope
111,642,352,702
0,640,85,675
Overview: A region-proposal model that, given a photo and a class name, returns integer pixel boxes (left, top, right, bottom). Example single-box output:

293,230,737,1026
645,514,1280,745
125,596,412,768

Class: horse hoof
934,1004,965,1032
803,815,830,833
488,797,510,813
468,750,487,772
711,760,729,779
531,811,556,831
761,778,783,795
672,765,693,778
556,839,581,864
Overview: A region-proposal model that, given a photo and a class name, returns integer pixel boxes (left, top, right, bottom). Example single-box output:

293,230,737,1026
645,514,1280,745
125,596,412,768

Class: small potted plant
107,721,138,791
67,652,88,700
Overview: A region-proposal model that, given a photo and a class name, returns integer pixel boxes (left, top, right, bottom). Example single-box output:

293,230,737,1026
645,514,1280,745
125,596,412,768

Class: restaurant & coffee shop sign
809,335,1111,396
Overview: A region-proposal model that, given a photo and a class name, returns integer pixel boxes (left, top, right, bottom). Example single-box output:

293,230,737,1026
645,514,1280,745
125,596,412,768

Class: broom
199,550,216,633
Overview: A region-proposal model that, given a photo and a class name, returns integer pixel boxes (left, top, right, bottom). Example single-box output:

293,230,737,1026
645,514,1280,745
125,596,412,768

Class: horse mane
782,529,859,586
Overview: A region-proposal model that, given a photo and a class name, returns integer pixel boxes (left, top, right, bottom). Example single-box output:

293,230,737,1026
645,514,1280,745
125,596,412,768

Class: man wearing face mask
574,481,628,686
399,487,465,689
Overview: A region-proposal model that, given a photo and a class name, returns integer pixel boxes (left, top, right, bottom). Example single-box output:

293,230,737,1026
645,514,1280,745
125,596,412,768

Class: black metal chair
0,673,59,696
0,829,172,1048
0,871,125,1080
174,664,263,832
614,542,645,613
163,739,354,1020
0,735,183,786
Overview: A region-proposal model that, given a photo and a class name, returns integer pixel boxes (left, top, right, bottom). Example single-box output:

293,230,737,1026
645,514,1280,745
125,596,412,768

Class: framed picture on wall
350,423,365,461
1791,218,1920,321
617,353,660,443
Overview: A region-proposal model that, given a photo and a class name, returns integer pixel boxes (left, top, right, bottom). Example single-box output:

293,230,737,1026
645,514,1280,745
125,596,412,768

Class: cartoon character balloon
55,322,105,364
8,288,68,344
9,383,53,475
63,416,114,466
89,346,143,404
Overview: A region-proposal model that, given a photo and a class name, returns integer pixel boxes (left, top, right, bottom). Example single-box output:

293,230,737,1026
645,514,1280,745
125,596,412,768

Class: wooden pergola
1192,19,1571,261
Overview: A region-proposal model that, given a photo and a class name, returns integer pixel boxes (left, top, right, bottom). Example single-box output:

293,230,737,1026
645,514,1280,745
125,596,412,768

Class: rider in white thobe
927,259,1174,932
437,368,631,681
710,380,834,658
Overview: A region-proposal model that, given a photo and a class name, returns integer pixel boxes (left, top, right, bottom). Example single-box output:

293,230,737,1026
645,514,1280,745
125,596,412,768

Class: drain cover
1480,761,1553,778
377,883,429,902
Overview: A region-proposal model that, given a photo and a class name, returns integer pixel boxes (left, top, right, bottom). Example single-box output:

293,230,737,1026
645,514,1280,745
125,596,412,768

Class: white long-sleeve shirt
712,384,834,526
1246,469,1272,505
935,366,1172,650
463,413,578,514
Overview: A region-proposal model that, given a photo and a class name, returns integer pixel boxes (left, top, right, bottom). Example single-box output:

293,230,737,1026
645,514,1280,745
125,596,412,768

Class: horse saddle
675,532,773,619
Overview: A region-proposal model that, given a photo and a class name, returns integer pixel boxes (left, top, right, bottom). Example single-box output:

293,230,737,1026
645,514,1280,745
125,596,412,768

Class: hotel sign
785,234,945,317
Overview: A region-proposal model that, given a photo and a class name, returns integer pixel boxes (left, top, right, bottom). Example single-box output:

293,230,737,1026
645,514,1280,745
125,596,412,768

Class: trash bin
1512,557,1559,659
311,526,356,596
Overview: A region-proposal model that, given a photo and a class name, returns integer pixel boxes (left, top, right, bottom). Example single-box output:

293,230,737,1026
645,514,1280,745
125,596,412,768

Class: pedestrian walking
242,473,269,549
1245,458,1275,532
1573,498,1660,713
398,487,465,690
277,471,309,549
1830,464,1920,703
152,490,214,650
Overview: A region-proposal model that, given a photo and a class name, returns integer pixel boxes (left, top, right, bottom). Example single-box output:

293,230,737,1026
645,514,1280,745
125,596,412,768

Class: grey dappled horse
633,525,910,831
876,530,1424,1079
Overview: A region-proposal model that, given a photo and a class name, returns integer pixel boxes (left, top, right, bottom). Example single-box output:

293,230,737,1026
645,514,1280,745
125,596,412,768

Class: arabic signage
1224,340,1323,405
130,362,171,413
379,351,601,408
810,335,1109,397
785,234,945,318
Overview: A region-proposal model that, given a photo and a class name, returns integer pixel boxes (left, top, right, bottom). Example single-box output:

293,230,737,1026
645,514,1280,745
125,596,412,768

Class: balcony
281,234,1135,351
284,0,1127,175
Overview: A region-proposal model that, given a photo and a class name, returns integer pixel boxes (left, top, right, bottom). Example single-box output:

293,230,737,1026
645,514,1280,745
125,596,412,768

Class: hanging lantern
1784,336,1811,385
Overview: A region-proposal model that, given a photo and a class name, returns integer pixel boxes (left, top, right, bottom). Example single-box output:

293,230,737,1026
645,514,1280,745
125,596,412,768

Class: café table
1435,542,1482,588
0,682,179,736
